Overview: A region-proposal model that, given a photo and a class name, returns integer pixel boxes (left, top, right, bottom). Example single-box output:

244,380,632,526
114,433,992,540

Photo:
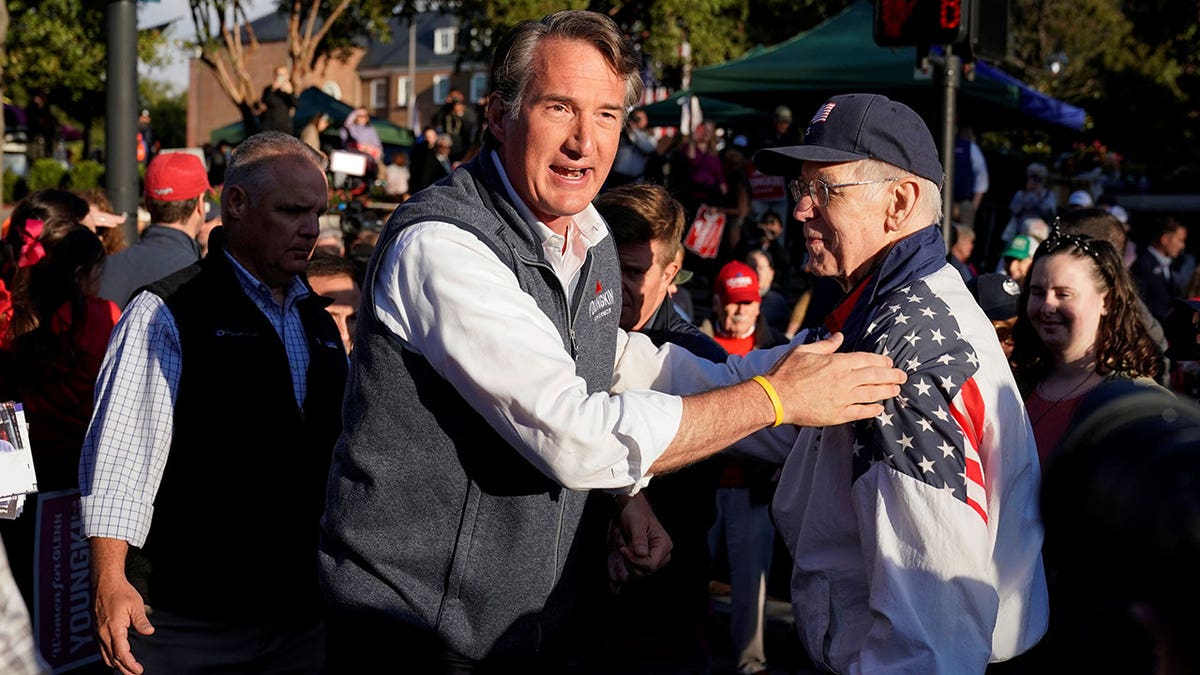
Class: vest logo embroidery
588,286,615,323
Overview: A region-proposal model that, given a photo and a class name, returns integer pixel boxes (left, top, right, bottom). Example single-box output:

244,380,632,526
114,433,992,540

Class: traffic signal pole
938,45,960,244
874,0,974,244
106,0,139,241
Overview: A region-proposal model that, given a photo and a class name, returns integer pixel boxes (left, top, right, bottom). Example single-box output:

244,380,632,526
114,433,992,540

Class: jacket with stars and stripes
770,224,1049,674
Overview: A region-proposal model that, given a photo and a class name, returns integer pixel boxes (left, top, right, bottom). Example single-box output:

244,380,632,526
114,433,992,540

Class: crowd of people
1,9,1199,675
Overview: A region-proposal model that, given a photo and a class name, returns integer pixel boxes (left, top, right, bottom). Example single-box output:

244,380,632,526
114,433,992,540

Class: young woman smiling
1010,231,1162,466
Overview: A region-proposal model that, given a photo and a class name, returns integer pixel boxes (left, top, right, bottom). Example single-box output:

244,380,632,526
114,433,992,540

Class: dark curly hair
1010,231,1161,392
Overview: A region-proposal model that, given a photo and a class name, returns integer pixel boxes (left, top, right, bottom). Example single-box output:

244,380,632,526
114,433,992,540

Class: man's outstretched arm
650,333,905,475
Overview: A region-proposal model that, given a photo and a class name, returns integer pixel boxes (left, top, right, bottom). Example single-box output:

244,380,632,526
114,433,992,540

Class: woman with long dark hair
0,225,119,618
0,189,91,340
1010,230,1162,465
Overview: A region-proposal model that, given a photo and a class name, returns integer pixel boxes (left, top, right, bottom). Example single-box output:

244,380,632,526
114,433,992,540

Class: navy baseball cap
967,273,1021,321
753,93,943,186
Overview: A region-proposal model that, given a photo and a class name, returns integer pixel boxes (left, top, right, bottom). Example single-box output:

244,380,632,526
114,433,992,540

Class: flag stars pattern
848,279,981,511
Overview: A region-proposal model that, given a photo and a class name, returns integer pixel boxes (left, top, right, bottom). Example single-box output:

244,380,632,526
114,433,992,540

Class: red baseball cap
715,261,761,304
144,152,211,202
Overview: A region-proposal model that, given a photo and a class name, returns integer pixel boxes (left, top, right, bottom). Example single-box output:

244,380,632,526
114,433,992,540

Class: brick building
186,9,486,149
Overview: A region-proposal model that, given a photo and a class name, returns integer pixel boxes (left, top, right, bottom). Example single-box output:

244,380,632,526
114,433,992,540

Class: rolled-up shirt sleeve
79,292,180,547
375,222,687,491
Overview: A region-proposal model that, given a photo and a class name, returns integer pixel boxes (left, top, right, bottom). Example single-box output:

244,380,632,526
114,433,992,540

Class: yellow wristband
752,375,784,428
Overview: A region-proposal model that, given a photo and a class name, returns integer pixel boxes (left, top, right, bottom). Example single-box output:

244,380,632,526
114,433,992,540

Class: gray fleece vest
319,156,621,660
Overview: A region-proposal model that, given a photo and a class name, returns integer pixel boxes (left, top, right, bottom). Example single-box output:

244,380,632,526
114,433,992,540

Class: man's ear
487,93,507,145
884,177,920,233
663,258,681,282
224,185,247,221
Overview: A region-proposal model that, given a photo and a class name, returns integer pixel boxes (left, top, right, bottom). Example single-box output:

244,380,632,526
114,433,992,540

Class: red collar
824,275,873,335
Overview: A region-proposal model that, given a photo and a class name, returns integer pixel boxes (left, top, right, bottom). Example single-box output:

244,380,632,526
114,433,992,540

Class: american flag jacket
772,225,1049,674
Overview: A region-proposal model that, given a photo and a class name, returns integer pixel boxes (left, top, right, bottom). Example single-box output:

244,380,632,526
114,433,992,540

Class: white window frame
369,78,387,110
469,72,488,104
395,76,411,107
432,75,451,105
434,27,456,55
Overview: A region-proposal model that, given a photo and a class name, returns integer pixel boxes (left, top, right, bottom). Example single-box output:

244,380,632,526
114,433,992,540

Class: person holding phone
260,65,297,135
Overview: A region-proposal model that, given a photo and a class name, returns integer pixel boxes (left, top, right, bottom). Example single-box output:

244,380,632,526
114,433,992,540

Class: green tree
5,0,166,158
1007,0,1200,188
451,0,756,90
745,0,853,50
141,79,188,150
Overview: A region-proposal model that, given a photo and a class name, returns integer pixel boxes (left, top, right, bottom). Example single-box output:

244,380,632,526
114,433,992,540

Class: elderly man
750,93,1048,673
319,11,906,672
701,260,786,354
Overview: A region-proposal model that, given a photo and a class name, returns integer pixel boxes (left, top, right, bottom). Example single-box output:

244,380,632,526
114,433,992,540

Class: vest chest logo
588,284,615,323
214,328,259,338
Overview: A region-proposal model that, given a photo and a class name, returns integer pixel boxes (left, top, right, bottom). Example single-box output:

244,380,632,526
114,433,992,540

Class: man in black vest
319,10,906,673
79,131,348,674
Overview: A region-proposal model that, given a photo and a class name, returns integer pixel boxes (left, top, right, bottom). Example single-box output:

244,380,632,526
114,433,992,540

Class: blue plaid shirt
79,252,313,546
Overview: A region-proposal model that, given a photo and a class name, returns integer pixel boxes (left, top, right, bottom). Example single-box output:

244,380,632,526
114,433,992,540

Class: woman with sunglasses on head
1010,231,1162,467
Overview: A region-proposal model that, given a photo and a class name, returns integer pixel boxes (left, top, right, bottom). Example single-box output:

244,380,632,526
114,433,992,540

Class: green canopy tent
209,86,414,148
641,90,769,128
684,0,1085,131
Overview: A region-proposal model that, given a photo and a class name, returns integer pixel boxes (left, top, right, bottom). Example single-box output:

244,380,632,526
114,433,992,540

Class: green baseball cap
1003,235,1036,261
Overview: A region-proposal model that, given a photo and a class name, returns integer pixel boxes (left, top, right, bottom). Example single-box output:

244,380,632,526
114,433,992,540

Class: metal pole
408,14,418,133
107,0,139,244
940,45,960,245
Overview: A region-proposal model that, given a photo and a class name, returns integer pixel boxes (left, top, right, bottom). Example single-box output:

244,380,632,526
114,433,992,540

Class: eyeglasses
788,176,901,208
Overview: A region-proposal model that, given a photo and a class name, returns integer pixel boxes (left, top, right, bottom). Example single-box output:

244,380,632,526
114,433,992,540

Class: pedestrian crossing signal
874,0,971,47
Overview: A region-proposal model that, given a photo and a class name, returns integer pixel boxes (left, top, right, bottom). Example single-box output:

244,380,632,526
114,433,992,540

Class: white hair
851,158,943,224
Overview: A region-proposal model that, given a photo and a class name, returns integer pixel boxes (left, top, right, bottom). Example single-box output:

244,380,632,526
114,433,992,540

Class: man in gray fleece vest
319,10,907,672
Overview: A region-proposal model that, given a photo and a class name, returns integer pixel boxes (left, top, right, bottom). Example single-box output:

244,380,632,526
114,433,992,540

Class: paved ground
709,588,823,675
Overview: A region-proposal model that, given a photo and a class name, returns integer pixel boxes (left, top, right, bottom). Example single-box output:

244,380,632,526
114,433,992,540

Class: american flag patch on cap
809,102,836,126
